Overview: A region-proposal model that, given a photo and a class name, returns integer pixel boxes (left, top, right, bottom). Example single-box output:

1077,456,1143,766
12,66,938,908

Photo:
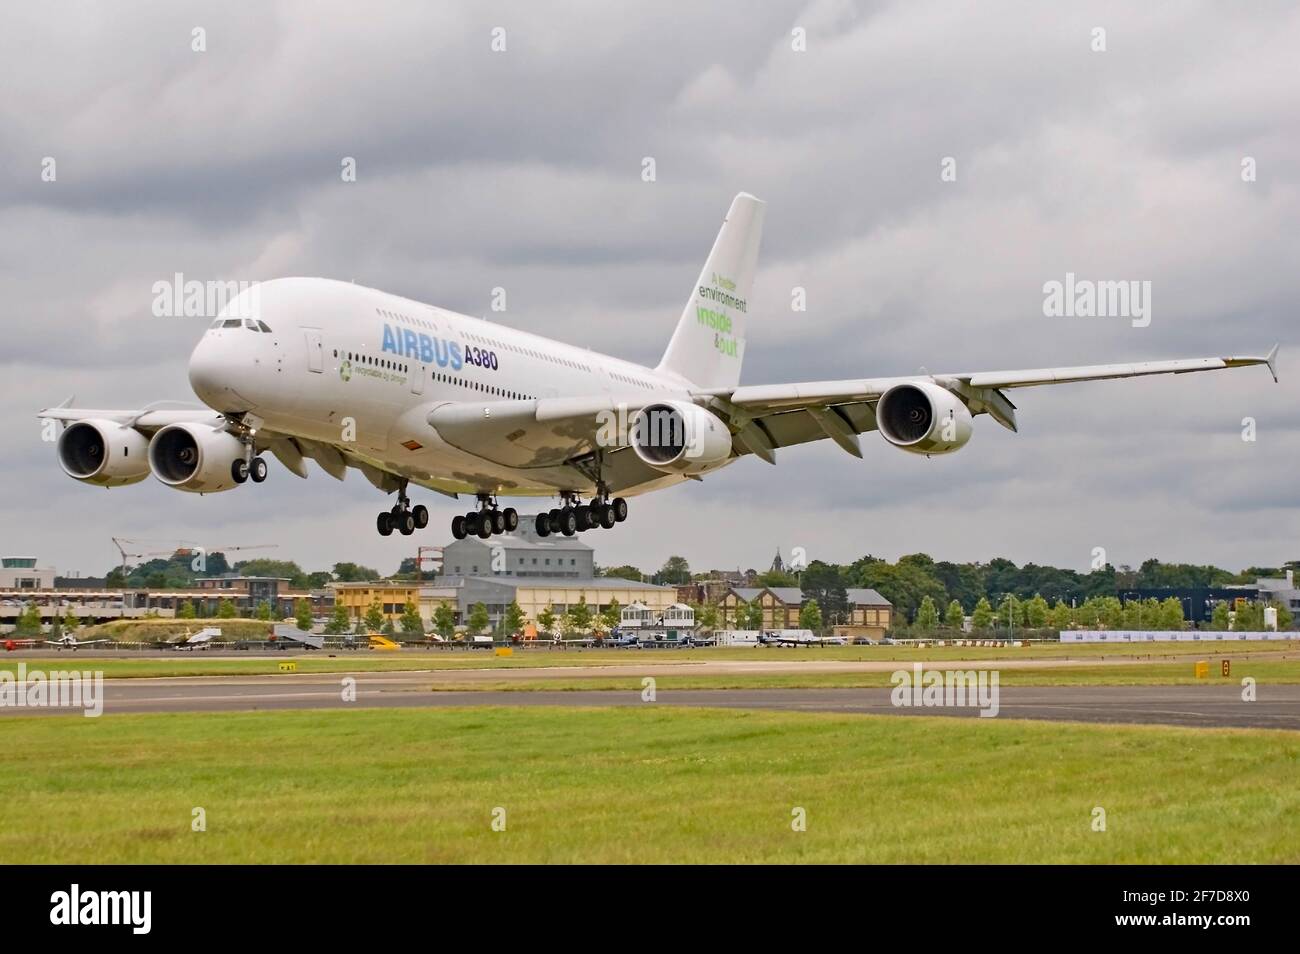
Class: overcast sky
2,0,1297,580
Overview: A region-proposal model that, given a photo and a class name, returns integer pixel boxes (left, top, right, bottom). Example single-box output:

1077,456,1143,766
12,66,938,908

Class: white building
1254,570,1300,618
620,602,695,630
0,557,57,590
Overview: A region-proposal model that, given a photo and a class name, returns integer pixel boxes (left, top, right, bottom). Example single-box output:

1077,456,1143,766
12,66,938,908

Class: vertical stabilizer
656,193,765,389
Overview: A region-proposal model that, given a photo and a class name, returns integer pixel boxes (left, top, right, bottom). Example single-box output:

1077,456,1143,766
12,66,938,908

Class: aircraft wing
424,346,1278,474
34,398,423,496
36,398,225,434
706,347,1278,458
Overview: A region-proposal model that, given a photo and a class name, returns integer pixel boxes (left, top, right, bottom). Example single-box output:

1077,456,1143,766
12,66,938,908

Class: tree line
610,553,1299,631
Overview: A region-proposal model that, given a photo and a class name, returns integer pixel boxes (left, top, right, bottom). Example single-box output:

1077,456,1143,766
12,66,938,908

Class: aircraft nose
189,330,257,413
188,334,222,405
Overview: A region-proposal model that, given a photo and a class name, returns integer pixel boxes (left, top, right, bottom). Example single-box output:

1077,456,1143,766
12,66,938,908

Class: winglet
1266,343,1279,383
36,394,76,427
36,394,75,417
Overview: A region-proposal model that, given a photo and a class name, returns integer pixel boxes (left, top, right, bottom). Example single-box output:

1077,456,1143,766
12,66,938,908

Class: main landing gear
376,481,429,537
534,492,628,538
450,494,518,541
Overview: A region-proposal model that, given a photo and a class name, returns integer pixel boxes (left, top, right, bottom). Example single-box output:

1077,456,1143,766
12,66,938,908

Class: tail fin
656,192,765,389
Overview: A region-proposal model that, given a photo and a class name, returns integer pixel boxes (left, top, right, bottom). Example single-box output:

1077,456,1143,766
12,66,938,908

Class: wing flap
428,395,666,468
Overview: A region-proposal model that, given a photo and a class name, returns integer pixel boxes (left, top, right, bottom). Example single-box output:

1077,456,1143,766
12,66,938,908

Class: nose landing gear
230,447,268,485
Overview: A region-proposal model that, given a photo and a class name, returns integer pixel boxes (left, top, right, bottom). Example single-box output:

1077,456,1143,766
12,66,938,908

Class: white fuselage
186,277,697,498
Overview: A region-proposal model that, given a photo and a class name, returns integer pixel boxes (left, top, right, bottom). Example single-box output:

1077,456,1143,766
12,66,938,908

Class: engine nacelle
630,401,733,475
148,423,247,493
876,382,973,455
57,419,151,487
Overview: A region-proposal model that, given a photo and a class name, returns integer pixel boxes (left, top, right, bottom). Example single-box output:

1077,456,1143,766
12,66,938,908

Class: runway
3,668,1296,729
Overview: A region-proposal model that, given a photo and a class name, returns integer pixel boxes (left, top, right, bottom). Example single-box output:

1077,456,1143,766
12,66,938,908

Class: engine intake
876,382,972,455
148,423,247,493
57,420,150,487
630,401,733,475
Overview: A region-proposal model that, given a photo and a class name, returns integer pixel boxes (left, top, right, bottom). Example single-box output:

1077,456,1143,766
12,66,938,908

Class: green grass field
4,639,1294,680
424,659,1300,691
1,706,1295,863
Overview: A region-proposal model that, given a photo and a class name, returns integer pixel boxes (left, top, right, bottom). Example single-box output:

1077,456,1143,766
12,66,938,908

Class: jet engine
630,401,733,475
148,423,247,493
876,382,973,455
57,419,151,487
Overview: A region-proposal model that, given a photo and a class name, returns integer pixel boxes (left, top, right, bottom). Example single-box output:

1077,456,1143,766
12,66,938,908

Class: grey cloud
2,0,1296,577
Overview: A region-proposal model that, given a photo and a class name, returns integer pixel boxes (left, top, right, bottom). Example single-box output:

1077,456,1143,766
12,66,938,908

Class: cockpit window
221,319,241,328
256,320,272,333
209,318,222,329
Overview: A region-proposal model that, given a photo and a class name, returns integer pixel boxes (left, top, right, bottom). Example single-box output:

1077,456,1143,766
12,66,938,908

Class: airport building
0,556,57,590
441,523,595,578
1246,570,1300,616
1120,571,1299,625
332,574,676,633
331,520,676,633
718,585,893,640
0,578,327,630
194,575,296,609
331,580,426,621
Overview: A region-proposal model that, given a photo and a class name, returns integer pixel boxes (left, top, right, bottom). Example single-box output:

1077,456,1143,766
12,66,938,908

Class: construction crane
110,538,279,579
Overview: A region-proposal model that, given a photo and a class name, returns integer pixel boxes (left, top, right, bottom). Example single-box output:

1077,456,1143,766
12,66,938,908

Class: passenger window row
431,369,532,401
465,329,591,373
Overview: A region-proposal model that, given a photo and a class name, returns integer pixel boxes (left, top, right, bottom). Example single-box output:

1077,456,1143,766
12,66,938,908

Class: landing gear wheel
534,513,551,537
575,505,591,531
231,459,249,484
412,504,429,529
249,456,268,483
599,504,617,529
465,512,481,536
490,509,506,534
612,497,628,522
477,514,493,539
548,509,562,534
397,511,416,535
503,507,518,532
560,508,577,536
451,515,467,540
376,512,394,536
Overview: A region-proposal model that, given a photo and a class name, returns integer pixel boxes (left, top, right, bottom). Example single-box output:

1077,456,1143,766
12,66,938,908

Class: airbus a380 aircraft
40,194,1278,541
